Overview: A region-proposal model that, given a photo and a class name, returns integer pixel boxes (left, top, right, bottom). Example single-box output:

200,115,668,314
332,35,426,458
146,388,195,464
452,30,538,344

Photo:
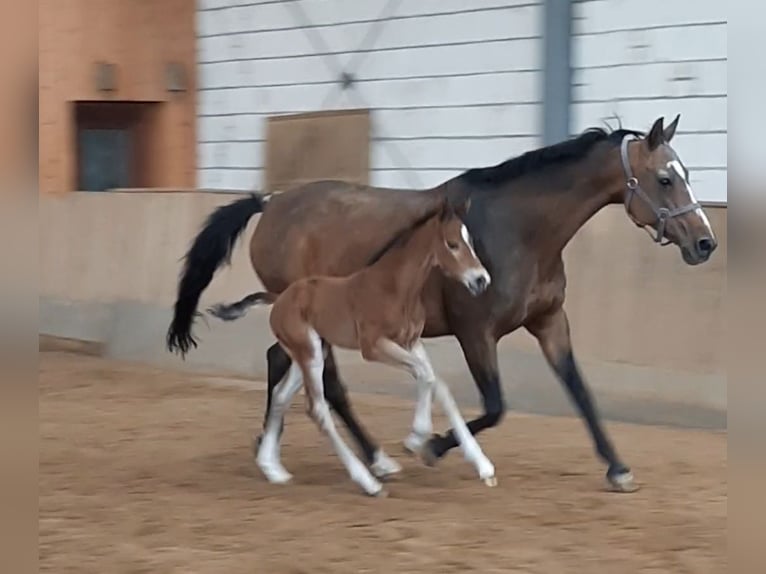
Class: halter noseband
619,134,700,245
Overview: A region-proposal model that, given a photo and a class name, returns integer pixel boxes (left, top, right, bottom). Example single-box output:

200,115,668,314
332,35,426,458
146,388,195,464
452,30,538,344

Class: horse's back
251,180,440,291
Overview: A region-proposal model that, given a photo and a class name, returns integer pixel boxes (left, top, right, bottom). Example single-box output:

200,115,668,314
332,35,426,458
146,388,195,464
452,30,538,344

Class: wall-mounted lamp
165,62,187,93
94,61,117,93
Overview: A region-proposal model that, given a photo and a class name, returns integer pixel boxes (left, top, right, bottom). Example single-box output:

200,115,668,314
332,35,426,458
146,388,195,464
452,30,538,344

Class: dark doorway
74,101,159,191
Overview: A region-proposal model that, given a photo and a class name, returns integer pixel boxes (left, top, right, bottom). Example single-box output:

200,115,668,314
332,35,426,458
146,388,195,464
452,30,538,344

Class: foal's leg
302,330,384,497
263,342,399,478
527,307,637,493
425,332,506,461
402,343,434,454
367,339,496,485
323,346,401,478
256,362,303,484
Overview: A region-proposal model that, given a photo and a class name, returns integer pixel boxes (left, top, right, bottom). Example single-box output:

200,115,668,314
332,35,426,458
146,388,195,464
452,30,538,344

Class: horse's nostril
475,276,487,290
696,237,716,256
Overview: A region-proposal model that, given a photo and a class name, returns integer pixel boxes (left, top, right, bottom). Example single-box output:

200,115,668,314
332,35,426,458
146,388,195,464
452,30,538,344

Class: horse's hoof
606,469,639,493
371,487,389,498
419,440,439,467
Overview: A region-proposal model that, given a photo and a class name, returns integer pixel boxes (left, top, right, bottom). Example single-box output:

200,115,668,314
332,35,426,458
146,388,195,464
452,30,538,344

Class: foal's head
432,198,491,296
621,115,718,265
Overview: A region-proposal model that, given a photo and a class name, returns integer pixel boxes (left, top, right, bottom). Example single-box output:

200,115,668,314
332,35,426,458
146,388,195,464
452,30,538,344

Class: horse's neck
515,145,624,259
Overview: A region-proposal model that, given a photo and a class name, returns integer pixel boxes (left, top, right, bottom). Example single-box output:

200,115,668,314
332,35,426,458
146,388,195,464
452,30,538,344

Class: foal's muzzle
464,270,491,296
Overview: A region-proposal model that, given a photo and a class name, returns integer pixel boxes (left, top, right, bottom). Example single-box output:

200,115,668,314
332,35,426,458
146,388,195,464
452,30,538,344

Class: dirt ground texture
40,352,727,573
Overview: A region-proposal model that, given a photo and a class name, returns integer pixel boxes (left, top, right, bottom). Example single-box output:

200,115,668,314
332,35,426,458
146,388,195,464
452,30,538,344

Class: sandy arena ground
40,352,726,573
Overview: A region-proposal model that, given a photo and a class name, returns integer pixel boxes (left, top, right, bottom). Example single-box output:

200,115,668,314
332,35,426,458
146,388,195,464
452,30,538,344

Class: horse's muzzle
682,236,717,265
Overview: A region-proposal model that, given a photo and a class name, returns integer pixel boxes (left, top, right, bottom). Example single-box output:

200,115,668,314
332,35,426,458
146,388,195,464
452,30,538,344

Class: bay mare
167,116,718,492
215,198,495,496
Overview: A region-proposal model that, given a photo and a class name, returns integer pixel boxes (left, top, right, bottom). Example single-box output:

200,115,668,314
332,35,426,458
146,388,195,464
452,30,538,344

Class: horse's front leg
424,331,506,461
527,306,637,493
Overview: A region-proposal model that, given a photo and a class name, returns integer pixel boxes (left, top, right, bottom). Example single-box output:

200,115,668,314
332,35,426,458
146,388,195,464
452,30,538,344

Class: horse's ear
663,113,680,142
646,116,665,150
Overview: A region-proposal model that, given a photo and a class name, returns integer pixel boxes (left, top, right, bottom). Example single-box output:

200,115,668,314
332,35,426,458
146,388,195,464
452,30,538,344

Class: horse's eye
446,241,459,251
658,176,672,187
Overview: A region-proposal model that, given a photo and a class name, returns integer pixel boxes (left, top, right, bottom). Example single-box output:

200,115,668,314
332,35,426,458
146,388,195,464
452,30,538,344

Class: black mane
365,208,439,267
456,127,644,188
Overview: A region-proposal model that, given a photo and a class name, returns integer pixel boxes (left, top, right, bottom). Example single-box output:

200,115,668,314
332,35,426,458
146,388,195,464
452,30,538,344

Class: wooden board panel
264,109,370,193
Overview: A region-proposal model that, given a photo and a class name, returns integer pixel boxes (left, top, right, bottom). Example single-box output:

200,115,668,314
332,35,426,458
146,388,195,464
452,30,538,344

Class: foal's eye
446,241,459,251
658,176,672,187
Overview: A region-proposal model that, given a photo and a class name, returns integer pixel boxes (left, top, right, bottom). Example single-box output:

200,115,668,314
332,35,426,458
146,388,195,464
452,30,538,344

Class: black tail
207,291,277,322
166,194,267,357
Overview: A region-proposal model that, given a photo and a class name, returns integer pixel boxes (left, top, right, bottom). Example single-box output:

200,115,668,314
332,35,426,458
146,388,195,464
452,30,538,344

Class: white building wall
571,0,727,203
195,0,544,191
195,0,726,203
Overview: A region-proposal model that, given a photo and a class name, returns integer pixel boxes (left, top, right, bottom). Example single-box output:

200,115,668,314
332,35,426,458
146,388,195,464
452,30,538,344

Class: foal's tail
207,291,277,322
166,193,270,357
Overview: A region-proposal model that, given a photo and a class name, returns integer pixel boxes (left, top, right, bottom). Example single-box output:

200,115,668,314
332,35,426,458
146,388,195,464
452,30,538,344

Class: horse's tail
206,291,277,322
166,193,270,357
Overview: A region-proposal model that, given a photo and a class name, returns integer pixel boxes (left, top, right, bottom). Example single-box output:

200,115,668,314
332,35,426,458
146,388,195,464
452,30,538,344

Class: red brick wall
38,0,197,193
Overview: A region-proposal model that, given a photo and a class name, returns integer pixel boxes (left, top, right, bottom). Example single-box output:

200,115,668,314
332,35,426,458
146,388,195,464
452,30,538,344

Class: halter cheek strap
619,135,701,245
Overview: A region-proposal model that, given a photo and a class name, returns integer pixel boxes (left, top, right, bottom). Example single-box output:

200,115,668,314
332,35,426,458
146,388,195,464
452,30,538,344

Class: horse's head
621,115,718,265
433,197,490,296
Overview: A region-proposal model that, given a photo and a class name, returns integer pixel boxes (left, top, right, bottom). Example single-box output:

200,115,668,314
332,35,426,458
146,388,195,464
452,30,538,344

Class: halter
619,134,700,245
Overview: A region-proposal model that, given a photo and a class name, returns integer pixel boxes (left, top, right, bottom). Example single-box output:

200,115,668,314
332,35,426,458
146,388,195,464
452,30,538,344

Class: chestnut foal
210,198,493,496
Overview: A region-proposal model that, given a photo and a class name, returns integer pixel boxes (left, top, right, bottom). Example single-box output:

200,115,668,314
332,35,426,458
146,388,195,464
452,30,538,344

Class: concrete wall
39,191,726,428
571,0,727,203
196,0,544,190
38,0,197,193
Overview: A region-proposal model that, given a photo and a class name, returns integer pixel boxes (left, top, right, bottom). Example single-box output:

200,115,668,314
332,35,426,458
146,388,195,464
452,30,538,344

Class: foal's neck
366,218,438,304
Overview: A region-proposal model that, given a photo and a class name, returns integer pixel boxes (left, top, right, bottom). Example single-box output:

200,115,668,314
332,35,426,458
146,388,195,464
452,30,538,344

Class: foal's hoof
258,463,293,485
370,450,402,480
483,476,498,488
606,468,639,493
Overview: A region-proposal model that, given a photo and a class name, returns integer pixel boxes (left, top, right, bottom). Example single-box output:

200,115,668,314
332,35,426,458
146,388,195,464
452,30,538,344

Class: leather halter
619,134,700,245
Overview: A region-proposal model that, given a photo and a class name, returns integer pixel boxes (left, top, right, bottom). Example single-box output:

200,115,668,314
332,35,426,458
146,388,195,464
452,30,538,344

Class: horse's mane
365,208,439,267
456,126,644,188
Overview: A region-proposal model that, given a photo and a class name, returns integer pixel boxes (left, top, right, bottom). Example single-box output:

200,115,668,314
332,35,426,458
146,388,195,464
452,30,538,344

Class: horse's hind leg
302,330,384,497
256,360,303,484
323,344,401,479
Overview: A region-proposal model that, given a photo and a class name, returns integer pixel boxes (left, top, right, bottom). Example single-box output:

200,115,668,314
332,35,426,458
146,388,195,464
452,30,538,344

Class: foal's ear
646,116,665,151
663,113,680,143
453,197,471,218
438,196,457,221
